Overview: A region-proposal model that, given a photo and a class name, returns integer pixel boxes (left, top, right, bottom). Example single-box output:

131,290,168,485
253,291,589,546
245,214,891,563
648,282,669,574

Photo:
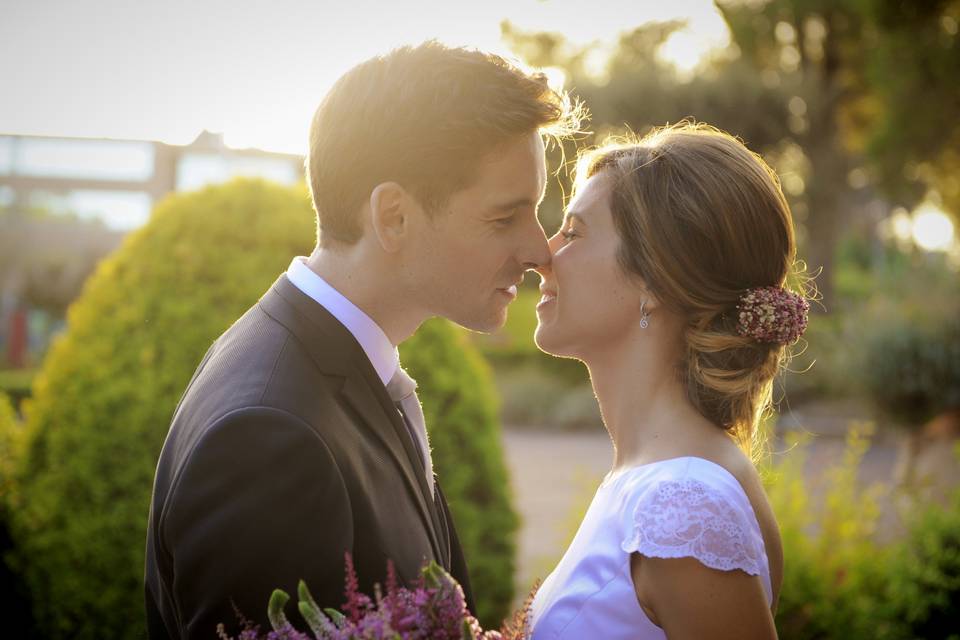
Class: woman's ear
369,182,409,252
633,279,662,316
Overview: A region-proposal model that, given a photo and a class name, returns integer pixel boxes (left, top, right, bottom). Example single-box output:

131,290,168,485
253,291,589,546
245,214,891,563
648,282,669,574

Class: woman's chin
534,323,569,358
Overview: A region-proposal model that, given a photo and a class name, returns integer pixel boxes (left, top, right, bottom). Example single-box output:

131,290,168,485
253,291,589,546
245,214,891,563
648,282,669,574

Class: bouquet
216,553,534,640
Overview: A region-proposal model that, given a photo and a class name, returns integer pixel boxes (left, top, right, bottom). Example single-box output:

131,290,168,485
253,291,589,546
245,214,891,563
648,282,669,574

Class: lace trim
621,477,765,576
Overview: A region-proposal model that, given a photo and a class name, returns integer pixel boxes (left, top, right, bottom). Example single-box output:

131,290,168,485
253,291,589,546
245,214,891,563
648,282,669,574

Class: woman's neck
584,331,715,471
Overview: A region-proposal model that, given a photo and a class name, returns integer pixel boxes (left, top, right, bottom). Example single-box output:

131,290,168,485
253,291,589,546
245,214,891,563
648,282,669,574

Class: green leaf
267,589,290,631
324,608,347,627
298,600,335,638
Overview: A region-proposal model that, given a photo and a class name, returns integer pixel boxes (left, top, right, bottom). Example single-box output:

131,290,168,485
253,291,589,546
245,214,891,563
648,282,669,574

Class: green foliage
863,0,960,218
784,238,960,407
0,392,34,636
7,178,517,638
0,368,36,411
884,469,960,640
471,288,588,389
401,318,519,626
863,317,960,427
0,391,22,505
767,423,895,639
492,368,598,430
769,424,960,639
470,287,594,429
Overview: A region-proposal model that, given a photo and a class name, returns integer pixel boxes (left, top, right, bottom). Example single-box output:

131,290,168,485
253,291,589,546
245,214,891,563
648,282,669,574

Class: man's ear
369,182,410,252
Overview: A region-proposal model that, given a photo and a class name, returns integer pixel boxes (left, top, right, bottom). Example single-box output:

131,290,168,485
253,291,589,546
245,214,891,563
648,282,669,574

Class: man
144,41,582,638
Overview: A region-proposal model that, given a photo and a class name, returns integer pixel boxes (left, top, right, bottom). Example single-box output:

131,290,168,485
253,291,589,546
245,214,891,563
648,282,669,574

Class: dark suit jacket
145,274,474,639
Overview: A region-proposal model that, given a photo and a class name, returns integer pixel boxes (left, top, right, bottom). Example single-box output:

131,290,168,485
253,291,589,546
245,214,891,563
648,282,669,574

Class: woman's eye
561,229,578,241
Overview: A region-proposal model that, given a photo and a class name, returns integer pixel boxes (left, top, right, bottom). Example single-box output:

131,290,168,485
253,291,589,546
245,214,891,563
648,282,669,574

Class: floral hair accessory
736,286,809,345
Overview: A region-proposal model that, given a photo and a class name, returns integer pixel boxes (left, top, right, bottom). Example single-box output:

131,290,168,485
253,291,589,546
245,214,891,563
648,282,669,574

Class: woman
529,123,810,639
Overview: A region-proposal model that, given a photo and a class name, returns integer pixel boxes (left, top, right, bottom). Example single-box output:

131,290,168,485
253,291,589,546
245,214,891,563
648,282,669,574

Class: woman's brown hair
577,122,810,456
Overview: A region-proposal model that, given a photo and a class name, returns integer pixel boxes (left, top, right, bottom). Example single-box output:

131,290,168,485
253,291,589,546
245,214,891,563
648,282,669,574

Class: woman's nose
547,230,565,255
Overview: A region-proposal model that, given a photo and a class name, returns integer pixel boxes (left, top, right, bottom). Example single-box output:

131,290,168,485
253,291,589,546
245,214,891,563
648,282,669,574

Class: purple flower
217,554,532,639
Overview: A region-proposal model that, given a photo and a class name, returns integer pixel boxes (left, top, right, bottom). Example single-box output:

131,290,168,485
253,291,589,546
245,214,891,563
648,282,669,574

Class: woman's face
534,171,648,360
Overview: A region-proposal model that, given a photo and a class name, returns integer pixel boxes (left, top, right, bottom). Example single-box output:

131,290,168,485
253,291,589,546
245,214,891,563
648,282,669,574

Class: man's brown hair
307,40,584,246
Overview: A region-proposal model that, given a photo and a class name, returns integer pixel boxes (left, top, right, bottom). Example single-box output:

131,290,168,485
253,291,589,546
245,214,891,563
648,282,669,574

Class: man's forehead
469,133,547,202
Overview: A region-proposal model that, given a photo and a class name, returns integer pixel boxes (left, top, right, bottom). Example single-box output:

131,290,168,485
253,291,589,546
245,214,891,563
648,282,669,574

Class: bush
884,477,960,640
0,392,34,637
400,320,518,626
471,287,591,391
768,424,960,640
0,392,21,504
767,423,895,639
863,317,960,427
494,367,599,429
0,368,36,411
7,178,518,638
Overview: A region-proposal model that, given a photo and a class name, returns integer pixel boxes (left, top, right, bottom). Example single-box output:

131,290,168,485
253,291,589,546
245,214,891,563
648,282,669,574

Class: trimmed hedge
7,178,517,638
0,392,33,637
0,391,19,505
400,320,518,625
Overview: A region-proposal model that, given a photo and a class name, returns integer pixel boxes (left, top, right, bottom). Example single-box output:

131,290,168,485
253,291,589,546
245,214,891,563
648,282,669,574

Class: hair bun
735,286,809,345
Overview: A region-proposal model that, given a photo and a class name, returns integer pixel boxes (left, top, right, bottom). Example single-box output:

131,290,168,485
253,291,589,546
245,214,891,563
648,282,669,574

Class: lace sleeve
620,476,766,576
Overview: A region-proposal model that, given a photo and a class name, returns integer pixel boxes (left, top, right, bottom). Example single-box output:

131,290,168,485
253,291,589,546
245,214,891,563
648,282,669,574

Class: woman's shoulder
611,452,754,504
614,452,779,602
620,449,783,608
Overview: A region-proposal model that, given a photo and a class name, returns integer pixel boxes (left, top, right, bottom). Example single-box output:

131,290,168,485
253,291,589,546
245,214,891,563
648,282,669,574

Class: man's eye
494,216,515,227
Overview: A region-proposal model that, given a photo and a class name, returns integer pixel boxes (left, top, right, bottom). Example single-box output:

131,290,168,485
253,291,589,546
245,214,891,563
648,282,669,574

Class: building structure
0,131,304,368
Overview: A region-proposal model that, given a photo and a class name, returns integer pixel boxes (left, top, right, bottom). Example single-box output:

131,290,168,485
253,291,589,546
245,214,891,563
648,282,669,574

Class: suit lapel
257,275,446,563
338,367,448,565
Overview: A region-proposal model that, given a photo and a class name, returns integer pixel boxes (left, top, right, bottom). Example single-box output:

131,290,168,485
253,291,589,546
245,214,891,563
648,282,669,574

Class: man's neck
305,247,425,345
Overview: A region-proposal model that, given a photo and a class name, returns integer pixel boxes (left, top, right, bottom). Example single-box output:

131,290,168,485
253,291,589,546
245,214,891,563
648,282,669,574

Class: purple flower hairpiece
735,286,809,345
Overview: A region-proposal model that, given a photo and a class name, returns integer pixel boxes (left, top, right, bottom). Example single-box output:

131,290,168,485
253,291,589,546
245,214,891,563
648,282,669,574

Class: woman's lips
537,290,557,309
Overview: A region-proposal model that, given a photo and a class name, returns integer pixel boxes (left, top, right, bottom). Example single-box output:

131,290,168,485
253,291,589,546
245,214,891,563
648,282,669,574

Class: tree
860,0,960,219
715,0,874,306
506,3,902,306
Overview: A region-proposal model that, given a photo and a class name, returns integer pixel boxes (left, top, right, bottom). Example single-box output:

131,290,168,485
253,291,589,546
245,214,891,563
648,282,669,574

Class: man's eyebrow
492,197,536,213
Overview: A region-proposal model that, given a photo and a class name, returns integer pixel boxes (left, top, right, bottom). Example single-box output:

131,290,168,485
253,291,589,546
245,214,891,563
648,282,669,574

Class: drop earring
640,301,650,329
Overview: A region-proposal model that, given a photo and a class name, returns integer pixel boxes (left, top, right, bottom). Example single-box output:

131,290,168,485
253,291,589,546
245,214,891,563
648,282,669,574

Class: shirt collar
285,256,399,386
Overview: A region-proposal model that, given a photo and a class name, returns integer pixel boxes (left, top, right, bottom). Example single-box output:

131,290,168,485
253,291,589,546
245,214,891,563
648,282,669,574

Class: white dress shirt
286,256,398,385
285,257,433,491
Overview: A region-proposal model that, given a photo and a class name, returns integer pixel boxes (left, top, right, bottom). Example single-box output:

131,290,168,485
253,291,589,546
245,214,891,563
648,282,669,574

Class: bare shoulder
631,552,778,639
627,443,782,638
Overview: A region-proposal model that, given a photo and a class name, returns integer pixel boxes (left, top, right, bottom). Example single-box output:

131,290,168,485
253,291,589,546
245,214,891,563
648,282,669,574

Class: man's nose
519,220,552,271
533,231,566,279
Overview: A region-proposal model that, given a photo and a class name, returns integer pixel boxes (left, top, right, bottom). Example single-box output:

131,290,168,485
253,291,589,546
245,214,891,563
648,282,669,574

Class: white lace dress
529,456,773,639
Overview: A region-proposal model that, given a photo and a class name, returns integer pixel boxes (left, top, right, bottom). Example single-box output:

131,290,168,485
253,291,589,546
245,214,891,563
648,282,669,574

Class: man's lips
496,284,519,298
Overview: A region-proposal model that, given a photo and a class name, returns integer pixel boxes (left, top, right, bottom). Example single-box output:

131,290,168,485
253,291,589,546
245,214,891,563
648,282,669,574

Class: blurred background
1,1,958,638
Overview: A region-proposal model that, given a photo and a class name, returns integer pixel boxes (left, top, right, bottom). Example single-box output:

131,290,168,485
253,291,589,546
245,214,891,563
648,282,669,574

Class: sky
2,0,729,155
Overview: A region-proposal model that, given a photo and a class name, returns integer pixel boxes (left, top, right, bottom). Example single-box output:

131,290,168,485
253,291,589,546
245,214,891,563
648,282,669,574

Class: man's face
403,131,550,332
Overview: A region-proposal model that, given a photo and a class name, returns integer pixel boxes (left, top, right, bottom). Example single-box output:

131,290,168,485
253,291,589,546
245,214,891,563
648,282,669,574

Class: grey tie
385,366,435,497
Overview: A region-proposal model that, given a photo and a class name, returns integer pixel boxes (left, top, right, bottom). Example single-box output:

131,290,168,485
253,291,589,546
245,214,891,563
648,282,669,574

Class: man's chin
449,306,508,335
